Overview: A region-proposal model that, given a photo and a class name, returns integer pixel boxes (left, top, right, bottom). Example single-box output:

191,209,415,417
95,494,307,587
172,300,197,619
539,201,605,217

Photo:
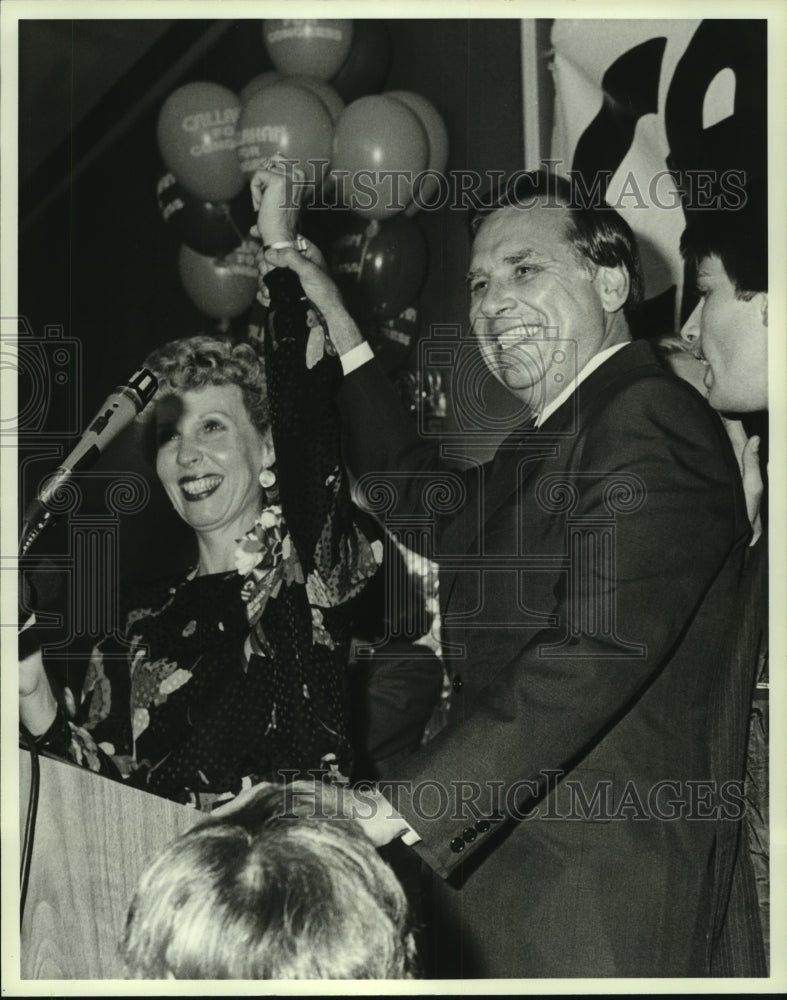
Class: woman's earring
259,468,276,488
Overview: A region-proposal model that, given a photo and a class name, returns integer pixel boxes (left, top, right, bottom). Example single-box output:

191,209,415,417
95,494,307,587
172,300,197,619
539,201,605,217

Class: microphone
21,368,158,548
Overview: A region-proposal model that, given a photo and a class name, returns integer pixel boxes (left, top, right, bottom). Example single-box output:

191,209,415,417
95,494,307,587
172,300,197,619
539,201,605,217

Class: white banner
550,18,763,331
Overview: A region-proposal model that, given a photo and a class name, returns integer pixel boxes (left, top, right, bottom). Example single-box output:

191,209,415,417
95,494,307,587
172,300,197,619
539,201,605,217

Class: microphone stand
19,366,158,559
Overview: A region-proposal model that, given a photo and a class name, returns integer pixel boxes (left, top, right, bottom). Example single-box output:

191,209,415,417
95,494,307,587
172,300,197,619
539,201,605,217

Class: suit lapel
539,339,661,436
438,340,663,610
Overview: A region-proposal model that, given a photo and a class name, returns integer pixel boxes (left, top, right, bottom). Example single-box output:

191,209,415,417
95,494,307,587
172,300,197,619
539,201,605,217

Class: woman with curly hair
19,323,384,808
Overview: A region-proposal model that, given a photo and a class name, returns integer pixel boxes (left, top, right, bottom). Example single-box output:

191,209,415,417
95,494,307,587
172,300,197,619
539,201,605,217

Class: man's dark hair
470,171,645,316
680,178,767,299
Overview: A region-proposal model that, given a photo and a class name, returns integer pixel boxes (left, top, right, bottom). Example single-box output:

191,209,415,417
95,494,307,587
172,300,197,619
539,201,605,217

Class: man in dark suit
263,173,756,977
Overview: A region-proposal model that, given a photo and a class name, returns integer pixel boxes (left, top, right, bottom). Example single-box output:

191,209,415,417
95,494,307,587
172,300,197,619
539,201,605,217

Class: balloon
239,70,282,105
330,214,428,321
331,20,392,103
262,19,353,80
363,305,420,375
178,241,259,319
385,91,450,216
288,75,345,123
331,97,429,220
157,82,245,202
156,168,255,256
236,82,334,190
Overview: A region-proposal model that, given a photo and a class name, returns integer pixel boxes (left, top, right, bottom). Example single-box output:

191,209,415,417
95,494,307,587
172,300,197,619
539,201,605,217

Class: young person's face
681,255,768,412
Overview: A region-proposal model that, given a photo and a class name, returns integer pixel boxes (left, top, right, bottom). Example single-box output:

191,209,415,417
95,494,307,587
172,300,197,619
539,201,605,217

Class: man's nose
479,280,516,317
680,301,702,345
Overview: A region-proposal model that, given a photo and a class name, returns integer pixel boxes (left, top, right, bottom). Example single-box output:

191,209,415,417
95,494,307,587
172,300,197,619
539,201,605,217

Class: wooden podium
19,750,200,979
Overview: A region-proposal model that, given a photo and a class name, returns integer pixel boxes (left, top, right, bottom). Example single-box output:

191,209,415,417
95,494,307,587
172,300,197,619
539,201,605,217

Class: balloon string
357,219,380,286
221,203,246,244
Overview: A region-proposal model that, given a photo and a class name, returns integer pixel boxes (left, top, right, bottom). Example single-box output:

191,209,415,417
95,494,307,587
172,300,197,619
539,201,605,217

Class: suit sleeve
360,374,749,878
338,359,445,518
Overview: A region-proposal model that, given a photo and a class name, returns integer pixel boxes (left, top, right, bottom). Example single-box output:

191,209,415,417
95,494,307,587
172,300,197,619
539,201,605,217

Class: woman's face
155,384,271,538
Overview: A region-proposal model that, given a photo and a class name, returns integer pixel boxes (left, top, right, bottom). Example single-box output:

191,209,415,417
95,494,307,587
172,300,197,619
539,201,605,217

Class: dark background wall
17,18,530,672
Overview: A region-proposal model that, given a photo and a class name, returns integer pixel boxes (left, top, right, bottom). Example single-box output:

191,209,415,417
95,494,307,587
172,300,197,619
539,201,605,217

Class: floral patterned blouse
68,567,267,806
59,475,381,809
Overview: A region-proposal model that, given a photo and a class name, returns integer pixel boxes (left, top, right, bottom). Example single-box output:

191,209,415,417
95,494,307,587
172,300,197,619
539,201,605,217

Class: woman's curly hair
139,335,269,462
144,335,269,431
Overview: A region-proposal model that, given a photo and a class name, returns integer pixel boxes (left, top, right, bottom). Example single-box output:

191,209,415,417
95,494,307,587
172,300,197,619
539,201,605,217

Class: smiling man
263,170,760,977
467,196,637,421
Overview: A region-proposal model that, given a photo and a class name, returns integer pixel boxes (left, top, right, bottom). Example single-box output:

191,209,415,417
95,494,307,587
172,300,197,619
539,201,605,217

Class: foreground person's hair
120,784,417,980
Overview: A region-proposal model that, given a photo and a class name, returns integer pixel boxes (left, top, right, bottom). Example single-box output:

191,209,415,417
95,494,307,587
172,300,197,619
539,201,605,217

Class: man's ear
594,265,630,314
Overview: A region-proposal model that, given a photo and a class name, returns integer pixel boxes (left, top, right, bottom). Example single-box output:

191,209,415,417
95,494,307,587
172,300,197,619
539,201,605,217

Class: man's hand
263,244,365,358
741,434,763,545
211,779,413,847
288,780,412,847
723,419,763,545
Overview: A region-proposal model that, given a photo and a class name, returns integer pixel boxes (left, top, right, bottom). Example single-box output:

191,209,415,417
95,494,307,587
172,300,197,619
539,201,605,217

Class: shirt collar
535,341,629,427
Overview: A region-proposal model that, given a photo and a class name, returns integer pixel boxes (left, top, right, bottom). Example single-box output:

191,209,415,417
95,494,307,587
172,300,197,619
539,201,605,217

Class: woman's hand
19,647,59,736
250,154,305,247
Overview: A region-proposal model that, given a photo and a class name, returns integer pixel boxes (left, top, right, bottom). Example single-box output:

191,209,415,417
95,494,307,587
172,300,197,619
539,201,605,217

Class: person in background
679,183,770,970
653,331,762,543
120,783,417,979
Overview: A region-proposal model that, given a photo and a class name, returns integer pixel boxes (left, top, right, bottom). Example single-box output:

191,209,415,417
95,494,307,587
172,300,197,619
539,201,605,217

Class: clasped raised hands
248,155,362,356
249,154,342,317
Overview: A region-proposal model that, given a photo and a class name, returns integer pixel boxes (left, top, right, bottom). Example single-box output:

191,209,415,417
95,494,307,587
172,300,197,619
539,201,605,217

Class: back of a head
120,785,416,980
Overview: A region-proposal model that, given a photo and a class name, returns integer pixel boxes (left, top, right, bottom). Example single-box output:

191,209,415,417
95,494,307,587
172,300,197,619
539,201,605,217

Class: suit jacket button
475,820,491,833
452,674,464,692
463,827,477,843
449,837,465,854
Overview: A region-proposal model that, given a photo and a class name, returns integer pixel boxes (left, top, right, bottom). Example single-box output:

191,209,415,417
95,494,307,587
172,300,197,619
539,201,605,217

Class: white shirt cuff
401,825,422,846
340,341,375,375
